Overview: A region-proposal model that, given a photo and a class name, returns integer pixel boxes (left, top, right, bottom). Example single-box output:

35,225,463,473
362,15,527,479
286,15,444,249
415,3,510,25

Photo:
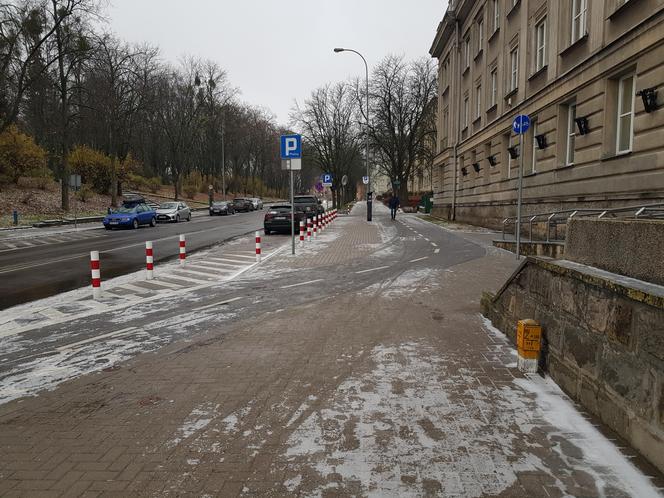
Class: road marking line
0,246,286,339
434,249,440,254
56,327,138,351
207,257,249,266
171,268,219,279
409,257,429,263
148,279,184,289
192,296,243,312
355,266,390,274
280,279,324,289
431,242,438,247
39,308,67,320
424,237,430,242
191,261,238,271
115,283,155,294
222,253,256,260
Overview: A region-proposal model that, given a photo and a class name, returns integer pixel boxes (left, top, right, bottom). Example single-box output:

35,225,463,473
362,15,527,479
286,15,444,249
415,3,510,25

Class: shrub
126,173,151,192
147,177,162,194
182,183,198,199
0,126,48,184
77,185,93,203
68,145,112,194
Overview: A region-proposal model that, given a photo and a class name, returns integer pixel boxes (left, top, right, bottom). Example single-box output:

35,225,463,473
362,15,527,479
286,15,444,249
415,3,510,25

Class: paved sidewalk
0,205,662,497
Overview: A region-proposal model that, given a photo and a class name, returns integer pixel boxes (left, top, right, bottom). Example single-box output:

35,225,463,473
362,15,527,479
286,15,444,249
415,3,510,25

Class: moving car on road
232,198,254,212
155,202,191,223
209,201,235,216
264,204,306,234
103,203,156,230
250,197,264,210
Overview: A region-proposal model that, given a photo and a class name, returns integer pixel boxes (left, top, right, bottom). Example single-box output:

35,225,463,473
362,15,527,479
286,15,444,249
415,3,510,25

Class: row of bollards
88,209,339,300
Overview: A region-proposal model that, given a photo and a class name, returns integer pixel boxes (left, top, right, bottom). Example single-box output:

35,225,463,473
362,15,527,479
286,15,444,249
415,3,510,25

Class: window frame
490,68,498,108
535,17,547,72
616,74,635,154
531,121,538,174
463,95,470,129
509,46,519,92
492,0,500,33
477,18,484,55
464,36,471,70
475,83,482,119
566,103,577,166
571,0,587,44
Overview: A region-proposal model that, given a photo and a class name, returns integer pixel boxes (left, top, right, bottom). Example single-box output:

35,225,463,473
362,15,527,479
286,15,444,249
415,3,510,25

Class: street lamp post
334,47,372,222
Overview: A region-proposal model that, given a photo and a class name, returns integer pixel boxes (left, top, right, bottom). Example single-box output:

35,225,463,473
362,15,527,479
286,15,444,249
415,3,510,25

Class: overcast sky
108,0,448,126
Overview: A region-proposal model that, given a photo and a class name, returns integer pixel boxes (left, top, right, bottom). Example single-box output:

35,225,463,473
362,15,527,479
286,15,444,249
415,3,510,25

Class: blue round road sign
513,115,531,135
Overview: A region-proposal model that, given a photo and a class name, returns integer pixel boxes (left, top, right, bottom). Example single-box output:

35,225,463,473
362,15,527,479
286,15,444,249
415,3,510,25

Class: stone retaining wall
566,218,664,286
481,257,664,474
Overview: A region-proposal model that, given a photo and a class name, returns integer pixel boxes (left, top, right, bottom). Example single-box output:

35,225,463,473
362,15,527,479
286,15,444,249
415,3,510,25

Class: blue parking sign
322,173,333,187
280,134,302,159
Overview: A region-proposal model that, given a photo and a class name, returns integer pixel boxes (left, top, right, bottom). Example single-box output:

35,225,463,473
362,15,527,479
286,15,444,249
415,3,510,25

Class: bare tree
292,82,363,207
359,55,437,201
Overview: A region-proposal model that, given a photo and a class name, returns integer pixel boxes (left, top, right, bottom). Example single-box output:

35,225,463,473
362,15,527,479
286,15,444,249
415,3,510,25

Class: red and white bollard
313,215,318,238
299,221,305,246
90,251,102,299
255,231,262,262
145,241,154,280
307,219,312,242
179,235,186,266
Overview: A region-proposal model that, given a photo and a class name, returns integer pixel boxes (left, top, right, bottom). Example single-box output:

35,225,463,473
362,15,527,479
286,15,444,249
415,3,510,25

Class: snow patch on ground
168,402,220,448
284,341,662,498
366,268,443,299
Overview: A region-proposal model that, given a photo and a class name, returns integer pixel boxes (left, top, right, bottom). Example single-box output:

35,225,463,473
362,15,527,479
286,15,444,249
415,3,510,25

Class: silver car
250,197,264,210
155,201,191,222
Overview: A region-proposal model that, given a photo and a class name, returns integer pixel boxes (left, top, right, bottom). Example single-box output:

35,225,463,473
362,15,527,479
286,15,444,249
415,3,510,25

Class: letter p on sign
281,134,302,159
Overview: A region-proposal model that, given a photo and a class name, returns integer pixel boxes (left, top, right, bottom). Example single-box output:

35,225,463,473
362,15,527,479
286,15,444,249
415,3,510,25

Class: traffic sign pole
291,167,295,255
513,115,530,260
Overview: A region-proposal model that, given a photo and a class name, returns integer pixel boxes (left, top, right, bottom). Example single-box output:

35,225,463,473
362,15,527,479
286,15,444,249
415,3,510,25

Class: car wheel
132,219,139,229
104,226,112,230
150,217,156,227
187,213,191,221
175,214,180,223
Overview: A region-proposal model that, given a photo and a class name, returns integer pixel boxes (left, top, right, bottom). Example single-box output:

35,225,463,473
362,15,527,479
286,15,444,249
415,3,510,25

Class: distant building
429,0,664,228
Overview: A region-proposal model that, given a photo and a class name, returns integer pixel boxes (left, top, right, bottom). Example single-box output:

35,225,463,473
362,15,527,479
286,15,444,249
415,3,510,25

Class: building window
531,121,538,174
535,18,547,71
463,96,469,129
571,0,587,44
476,83,482,119
509,46,519,92
464,37,471,69
566,104,577,166
492,0,500,33
508,134,514,179
490,68,498,107
477,18,484,54
616,74,635,154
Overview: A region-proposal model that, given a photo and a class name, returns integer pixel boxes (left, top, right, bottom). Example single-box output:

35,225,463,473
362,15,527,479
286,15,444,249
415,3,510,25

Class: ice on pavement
284,340,662,497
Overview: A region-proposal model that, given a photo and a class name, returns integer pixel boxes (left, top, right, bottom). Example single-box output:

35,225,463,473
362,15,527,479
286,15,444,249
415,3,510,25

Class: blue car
103,203,157,230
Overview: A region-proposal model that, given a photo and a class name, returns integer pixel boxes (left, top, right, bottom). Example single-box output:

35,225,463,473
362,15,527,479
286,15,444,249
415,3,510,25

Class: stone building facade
429,0,664,228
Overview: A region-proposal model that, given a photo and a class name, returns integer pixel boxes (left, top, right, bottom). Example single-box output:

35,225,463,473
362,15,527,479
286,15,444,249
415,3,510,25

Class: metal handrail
501,202,664,243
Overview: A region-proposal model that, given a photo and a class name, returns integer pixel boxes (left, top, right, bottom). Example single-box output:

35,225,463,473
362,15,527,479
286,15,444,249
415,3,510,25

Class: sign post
69,174,81,229
512,115,531,260
280,134,302,256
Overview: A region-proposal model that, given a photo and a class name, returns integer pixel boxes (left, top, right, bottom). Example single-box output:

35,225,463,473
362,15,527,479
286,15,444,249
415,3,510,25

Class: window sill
507,0,521,18
557,163,575,171
463,66,470,76
524,172,537,178
487,104,498,113
528,65,548,81
488,28,500,43
560,33,588,57
608,0,639,20
504,89,518,100
441,84,449,95
474,48,484,62
473,116,482,126
601,150,632,162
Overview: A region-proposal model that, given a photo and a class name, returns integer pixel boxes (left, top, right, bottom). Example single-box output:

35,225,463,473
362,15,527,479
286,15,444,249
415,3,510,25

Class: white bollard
90,251,102,300
255,231,262,263
145,241,154,280
179,235,186,266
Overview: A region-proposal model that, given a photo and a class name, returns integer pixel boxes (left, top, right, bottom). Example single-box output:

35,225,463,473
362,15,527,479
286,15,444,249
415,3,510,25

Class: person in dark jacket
389,195,400,220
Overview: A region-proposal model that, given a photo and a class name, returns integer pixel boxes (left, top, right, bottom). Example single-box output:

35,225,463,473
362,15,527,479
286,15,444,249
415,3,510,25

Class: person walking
389,195,400,221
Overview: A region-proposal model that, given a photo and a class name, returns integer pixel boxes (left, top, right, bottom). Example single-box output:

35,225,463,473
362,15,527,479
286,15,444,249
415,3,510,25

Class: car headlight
122,217,130,221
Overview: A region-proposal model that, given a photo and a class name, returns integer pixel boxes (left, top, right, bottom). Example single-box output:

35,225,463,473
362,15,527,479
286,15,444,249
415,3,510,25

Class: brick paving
0,206,662,497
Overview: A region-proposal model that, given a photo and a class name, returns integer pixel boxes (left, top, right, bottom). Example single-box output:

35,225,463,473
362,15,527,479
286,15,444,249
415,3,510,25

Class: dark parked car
264,204,307,234
232,198,254,212
209,201,235,216
294,195,324,216
103,203,156,230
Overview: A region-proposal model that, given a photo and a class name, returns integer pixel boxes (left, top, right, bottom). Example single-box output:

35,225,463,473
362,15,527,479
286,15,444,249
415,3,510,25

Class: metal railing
502,202,664,243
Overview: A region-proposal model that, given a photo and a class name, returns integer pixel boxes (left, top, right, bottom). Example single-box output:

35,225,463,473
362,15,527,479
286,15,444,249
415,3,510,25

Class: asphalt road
0,204,489,377
0,210,266,310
